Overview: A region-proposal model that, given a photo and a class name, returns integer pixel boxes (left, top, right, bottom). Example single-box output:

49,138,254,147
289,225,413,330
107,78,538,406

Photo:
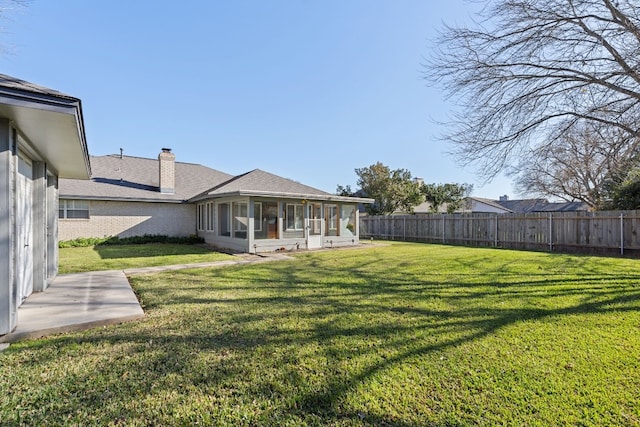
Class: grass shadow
4,243,640,425
93,243,220,260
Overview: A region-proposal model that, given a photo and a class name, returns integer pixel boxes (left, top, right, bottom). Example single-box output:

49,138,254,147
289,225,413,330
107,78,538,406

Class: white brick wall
158,150,175,194
59,200,196,240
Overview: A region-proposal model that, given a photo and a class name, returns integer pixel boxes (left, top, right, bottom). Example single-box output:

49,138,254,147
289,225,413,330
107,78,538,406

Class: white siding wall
59,200,195,240
470,200,510,214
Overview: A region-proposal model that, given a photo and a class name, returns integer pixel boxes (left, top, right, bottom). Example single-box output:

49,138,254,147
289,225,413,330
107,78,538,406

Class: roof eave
59,195,186,204
0,86,90,179
190,189,374,204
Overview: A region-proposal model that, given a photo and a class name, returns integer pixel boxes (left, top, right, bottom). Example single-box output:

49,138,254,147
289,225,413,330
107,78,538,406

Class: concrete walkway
0,253,294,346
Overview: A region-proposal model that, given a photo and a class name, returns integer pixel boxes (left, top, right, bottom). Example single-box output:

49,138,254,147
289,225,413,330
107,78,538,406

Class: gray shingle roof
534,201,590,212
0,73,77,100
59,154,233,202
60,156,374,205
201,169,332,198
193,169,373,204
492,198,590,213
467,197,590,213
497,199,549,213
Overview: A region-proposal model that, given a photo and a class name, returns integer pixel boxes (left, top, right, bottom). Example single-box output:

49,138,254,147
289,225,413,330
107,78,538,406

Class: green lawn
2,242,639,426
58,243,236,273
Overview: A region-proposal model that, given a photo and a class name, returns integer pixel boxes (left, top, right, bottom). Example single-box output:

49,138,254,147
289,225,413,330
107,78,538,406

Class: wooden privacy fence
360,211,640,256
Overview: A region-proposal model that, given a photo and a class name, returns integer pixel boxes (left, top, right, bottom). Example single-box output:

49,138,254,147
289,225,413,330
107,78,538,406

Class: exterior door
306,203,323,249
16,152,33,303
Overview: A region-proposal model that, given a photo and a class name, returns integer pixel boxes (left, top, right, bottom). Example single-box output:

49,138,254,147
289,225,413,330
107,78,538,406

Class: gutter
189,189,375,204
58,195,187,204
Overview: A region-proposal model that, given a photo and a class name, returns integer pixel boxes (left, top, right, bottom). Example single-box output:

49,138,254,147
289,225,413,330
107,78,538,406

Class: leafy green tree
421,182,473,213
354,162,424,215
335,184,355,197
600,167,640,210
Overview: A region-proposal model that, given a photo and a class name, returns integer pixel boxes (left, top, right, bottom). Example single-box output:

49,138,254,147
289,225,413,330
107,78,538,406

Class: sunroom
191,170,373,253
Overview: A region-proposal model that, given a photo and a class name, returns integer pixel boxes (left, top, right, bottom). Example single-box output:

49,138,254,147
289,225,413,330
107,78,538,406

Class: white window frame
59,199,90,219
286,203,304,231
340,204,356,236
197,203,205,231
206,202,215,232
233,202,248,232
218,203,231,236
254,202,262,232
326,205,337,230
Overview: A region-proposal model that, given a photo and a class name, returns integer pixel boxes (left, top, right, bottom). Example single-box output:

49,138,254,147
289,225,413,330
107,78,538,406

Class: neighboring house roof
533,201,591,212
467,197,590,213
191,169,374,204
0,73,90,178
496,198,549,213
59,154,233,203
468,197,513,213
411,201,433,214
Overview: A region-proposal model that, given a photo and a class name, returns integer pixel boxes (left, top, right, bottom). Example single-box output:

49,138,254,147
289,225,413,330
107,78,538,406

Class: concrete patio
0,270,144,344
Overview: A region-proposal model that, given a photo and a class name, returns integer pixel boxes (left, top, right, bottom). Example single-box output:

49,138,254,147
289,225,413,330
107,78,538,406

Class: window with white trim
197,203,205,231
285,204,304,231
340,204,356,236
233,202,248,239
254,202,262,232
325,204,338,236
218,203,230,236
206,202,215,231
59,199,89,219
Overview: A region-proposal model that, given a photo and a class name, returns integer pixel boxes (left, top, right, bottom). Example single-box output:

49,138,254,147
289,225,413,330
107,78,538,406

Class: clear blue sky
0,0,514,198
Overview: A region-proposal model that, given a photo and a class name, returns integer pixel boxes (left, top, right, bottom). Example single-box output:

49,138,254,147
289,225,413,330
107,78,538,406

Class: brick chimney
158,148,175,194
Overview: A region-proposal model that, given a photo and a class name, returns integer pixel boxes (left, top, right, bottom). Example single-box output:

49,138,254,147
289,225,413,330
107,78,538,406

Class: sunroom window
233,202,248,239
255,201,278,240
285,204,304,231
325,204,338,236
340,205,356,237
218,203,230,236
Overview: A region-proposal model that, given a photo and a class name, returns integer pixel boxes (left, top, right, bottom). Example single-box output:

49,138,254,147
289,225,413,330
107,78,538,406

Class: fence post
620,212,624,255
494,214,498,248
548,213,553,252
442,214,445,244
403,217,406,241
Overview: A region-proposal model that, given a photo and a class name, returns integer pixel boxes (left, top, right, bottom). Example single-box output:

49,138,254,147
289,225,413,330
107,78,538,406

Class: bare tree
0,0,29,55
512,120,639,208
427,0,640,181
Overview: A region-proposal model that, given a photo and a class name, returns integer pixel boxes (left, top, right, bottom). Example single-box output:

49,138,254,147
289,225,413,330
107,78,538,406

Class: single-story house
190,168,372,253
59,151,373,253
0,74,90,336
